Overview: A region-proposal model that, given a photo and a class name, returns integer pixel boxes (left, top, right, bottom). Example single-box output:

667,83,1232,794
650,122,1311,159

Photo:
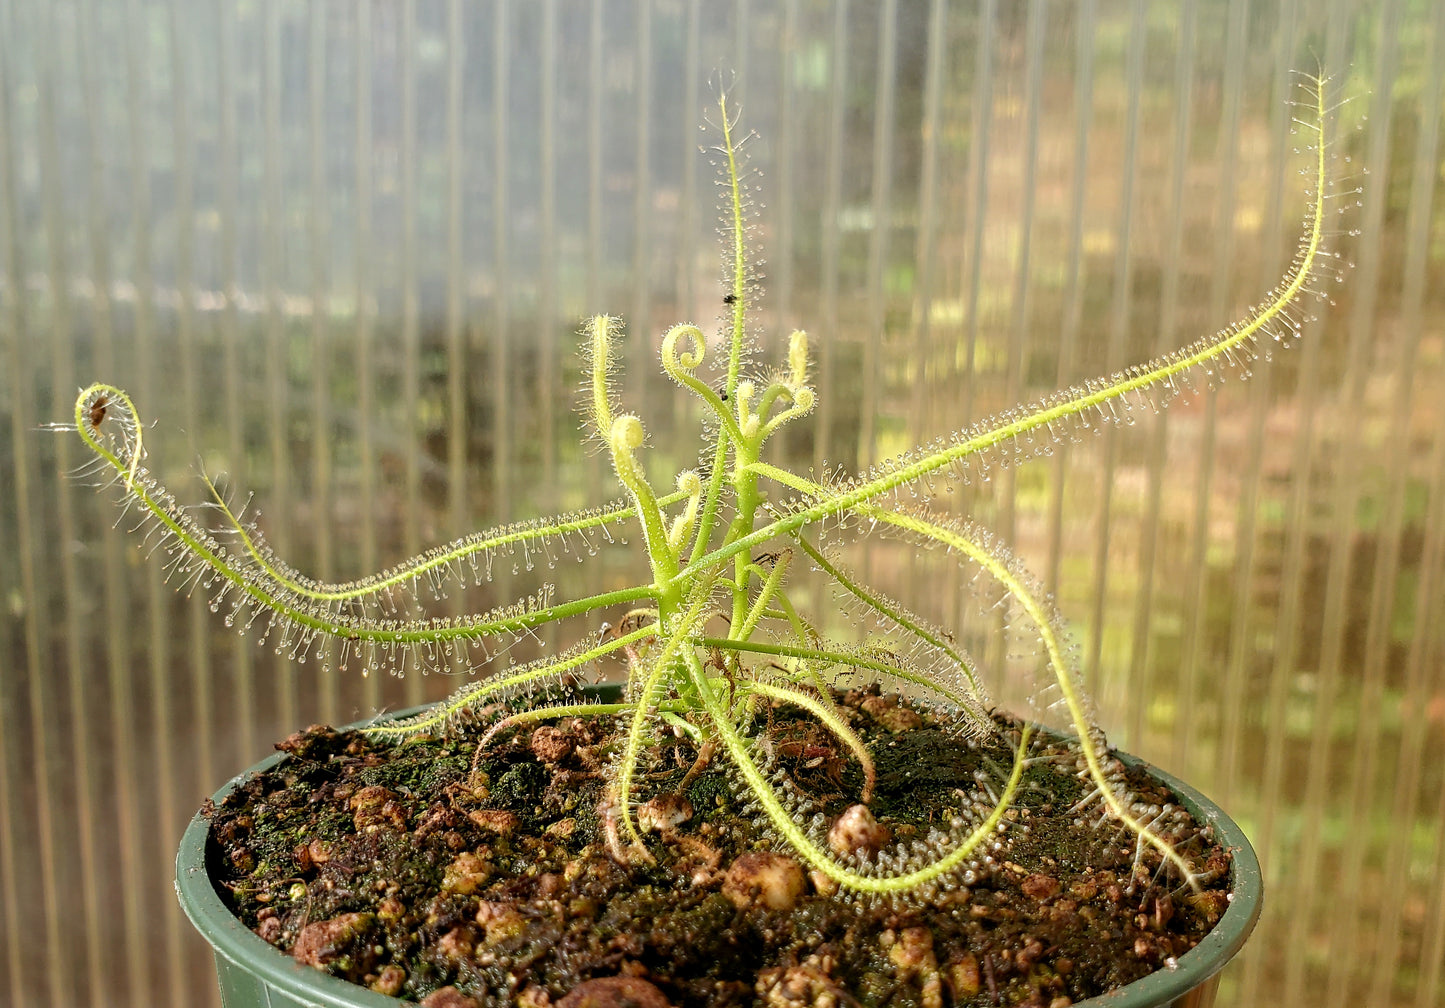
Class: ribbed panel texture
0,2,1441,1006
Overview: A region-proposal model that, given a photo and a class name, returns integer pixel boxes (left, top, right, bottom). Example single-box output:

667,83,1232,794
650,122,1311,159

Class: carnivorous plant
70,73,1345,899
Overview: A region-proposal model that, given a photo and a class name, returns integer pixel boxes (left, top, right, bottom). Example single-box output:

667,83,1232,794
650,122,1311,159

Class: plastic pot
177,697,1261,1008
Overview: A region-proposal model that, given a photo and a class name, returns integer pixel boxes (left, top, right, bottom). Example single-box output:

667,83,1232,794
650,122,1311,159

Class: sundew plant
73,74,1344,898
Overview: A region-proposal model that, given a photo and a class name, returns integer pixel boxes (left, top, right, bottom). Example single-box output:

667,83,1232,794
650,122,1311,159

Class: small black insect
723,293,738,305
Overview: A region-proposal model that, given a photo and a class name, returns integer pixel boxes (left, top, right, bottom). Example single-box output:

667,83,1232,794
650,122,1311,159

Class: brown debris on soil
205,688,1233,1007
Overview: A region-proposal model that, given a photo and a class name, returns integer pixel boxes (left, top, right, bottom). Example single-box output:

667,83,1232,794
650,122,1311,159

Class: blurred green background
1,1,1442,1006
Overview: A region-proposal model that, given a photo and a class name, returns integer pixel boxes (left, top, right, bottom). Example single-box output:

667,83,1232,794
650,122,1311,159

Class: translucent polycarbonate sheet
0,2,1442,1007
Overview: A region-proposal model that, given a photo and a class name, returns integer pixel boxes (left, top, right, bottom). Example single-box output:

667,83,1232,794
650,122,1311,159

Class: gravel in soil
204,687,1235,1008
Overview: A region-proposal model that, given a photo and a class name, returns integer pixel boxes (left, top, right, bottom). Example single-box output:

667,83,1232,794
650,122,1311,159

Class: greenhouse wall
1,1,1442,1006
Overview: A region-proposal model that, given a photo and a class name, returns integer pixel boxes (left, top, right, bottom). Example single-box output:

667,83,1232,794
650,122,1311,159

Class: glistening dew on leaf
70,72,1347,898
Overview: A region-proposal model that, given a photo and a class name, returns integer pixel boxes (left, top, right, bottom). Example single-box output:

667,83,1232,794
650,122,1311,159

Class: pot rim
176,695,1262,1008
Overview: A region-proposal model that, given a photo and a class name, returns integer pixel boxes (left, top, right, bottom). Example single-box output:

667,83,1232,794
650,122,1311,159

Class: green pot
177,694,1261,1008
